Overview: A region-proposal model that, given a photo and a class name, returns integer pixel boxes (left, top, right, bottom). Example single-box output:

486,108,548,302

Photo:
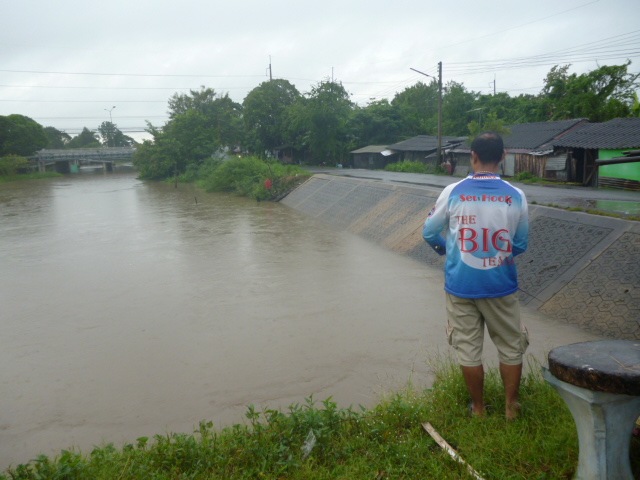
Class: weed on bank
6,358,638,479
0,172,62,184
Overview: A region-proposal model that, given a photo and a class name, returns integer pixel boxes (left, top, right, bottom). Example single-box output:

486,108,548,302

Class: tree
98,121,136,147
0,114,48,156
67,127,101,149
468,112,511,142
44,126,71,149
287,81,354,165
0,154,29,175
134,87,243,179
242,79,300,155
441,81,478,136
540,62,640,121
391,81,439,137
475,92,544,125
351,99,403,147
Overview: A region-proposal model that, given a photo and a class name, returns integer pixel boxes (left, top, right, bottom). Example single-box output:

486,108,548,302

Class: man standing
422,132,529,419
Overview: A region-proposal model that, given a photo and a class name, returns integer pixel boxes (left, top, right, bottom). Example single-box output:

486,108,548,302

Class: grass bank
5,357,638,479
175,156,311,201
0,172,62,184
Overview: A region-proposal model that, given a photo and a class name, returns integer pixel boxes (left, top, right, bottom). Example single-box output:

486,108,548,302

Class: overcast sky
1,0,639,142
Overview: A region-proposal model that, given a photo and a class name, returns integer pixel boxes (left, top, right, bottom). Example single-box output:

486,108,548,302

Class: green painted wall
599,149,640,182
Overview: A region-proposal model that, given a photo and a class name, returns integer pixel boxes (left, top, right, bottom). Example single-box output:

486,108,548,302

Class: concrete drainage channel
281,174,640,341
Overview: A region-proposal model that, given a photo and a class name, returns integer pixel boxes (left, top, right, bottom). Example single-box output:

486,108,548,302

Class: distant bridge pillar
103,161,113,172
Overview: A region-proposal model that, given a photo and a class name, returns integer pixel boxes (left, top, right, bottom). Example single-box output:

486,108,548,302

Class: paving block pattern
517,216,612,301
284,177,357,217
281,176,328,208
318,184,393,231
540,232,640,340
351,192,429,246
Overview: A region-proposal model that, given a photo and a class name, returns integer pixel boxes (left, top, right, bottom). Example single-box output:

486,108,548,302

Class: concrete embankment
282,174,640,340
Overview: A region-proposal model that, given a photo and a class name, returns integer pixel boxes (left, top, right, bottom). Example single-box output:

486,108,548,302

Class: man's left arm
512,198,529,257
422,191,449,255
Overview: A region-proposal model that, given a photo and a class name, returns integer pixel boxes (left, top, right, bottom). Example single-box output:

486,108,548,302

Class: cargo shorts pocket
519,324,529,354
446,321,457,349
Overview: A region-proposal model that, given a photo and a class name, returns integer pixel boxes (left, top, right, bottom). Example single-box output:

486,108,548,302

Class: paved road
305,167,640,217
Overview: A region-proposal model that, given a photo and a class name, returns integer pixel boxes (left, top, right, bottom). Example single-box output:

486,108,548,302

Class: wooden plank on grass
422,422,485,480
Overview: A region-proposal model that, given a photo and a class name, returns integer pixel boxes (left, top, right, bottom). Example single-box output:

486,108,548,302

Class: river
0,169,445,468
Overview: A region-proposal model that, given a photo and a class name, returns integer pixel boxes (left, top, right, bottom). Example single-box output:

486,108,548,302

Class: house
274,145,310,164
349,145,395,169
448,119,587,178
551,117,640,190
384,135,463,166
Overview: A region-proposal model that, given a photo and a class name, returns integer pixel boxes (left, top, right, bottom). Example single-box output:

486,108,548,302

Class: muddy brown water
0,170,601,469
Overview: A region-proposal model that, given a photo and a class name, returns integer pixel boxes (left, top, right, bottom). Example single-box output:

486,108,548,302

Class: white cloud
1,0,638,141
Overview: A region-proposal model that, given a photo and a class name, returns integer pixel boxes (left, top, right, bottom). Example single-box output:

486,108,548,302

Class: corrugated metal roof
502,118,587,149
350,145,389,154
551,118,640,149
388,135,462,151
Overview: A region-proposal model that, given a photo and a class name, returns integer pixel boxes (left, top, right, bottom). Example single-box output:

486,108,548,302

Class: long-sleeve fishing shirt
422,173,529,299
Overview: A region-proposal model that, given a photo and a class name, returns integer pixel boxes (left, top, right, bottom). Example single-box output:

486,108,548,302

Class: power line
430,0,602,54
0,69,266,78
34,116,167,120
0,84,255,91
0,100,168,103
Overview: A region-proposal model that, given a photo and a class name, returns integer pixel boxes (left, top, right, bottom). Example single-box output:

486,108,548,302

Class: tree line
0,117,136,158
1,62,637,179
134,62,638,179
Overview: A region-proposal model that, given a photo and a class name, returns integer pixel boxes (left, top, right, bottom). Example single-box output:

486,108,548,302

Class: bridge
33,147,136,173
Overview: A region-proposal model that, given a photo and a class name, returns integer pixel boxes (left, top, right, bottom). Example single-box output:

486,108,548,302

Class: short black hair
471,132,504,164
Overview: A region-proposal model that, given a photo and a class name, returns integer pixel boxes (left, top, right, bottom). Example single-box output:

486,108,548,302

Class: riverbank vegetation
0,154,62,183
177,155,311,201
0,172,62,184
5,357,638,479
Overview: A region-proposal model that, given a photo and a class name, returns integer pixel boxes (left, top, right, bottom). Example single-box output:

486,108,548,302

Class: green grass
384,161,446,175
0,172,62,184
5,356,637,479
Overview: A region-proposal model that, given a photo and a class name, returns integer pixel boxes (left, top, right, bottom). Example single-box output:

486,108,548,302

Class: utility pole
409,64,443,165
437,61,443,166
268,56,272,81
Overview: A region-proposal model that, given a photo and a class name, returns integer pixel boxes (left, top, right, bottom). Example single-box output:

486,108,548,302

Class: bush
385,161,447,175
178,155,224,183
385,161,428,173
0,154,29,176
512,171,539,182
197,156,310,201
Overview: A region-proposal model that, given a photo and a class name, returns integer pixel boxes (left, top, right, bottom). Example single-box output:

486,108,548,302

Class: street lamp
104,106,116,147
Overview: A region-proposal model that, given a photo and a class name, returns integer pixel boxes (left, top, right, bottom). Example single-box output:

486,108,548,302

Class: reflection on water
0,170,441,469
594,199,640,215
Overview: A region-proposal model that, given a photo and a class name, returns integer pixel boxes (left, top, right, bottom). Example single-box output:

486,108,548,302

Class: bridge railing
35,147,136,161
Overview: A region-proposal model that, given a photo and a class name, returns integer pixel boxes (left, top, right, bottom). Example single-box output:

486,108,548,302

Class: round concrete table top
548,340,640,396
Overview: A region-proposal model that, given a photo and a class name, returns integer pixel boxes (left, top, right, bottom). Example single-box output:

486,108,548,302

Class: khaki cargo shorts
445,292,529,367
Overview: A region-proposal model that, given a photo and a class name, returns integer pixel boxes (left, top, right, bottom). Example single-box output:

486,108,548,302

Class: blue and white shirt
422,173,529,298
